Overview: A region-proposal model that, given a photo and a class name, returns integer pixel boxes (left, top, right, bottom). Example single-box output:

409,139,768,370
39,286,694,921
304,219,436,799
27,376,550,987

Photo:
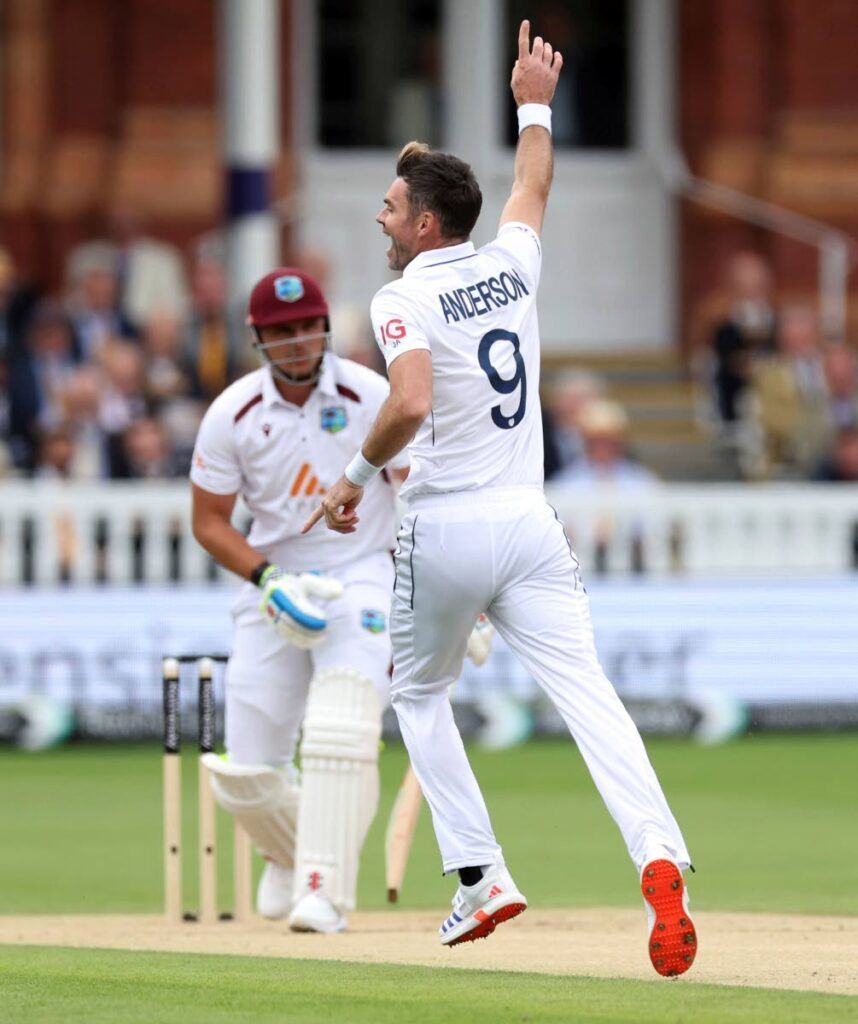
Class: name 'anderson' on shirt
438,267,529,324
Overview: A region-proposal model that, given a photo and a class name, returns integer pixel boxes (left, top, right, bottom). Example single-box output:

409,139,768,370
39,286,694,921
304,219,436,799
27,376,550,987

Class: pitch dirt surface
2,908,857,996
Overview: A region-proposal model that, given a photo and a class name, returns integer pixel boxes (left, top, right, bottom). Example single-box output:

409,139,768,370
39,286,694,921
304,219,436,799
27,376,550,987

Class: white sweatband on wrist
344,450,381,487
517,103,552,136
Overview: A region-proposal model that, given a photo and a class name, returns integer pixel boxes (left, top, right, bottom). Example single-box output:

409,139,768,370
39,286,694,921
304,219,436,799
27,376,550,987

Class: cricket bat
385,764,423,902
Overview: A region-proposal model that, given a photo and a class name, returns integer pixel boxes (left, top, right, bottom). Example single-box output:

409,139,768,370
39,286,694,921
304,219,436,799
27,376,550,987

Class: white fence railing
548,483,858,576
1,481,857,585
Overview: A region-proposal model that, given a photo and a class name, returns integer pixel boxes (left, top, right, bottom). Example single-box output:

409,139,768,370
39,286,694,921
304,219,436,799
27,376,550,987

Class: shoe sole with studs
444,900,527,947
641,859,697,977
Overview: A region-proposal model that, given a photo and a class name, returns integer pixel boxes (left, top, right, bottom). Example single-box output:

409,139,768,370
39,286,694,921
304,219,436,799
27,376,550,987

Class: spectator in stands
119,416,180,479
552,399,657,574
32,424,76,479
823,343,858,431
7,302,81,470
97,341,148,477
751,305,830,478
142,311,204,474
0,356,13,475
142,313,192,405
0,245,39,363
33,428,79,483
815,426,858,483
185,259,239,401
542,369,604,478
554,399,658,491
157,399,204,477
58,366,110,479
710,251,777,426
66,242,136,359
66,205,189,331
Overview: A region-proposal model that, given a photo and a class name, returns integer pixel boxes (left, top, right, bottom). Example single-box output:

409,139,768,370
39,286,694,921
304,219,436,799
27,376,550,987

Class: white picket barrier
0,480,857,584
547,483,858,576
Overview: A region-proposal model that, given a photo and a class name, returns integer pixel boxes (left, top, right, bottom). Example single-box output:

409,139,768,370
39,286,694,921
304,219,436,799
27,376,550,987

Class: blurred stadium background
1,0,858,753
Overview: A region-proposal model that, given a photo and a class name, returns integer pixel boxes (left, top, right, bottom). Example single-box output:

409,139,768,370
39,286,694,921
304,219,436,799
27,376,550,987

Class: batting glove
466,613,496,667
258,565,343,649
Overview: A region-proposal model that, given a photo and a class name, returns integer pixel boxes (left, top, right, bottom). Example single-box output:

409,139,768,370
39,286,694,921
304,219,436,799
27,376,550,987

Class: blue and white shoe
439,860,527,947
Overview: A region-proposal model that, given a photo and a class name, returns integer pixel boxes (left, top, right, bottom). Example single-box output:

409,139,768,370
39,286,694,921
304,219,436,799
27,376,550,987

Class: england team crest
321,406,347,433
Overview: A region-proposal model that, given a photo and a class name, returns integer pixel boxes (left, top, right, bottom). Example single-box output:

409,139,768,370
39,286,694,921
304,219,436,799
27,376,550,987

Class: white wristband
344,450,381,487
517,103,552,136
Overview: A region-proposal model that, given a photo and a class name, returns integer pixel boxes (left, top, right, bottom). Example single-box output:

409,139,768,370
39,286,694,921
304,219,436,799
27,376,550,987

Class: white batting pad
201,754,299,868
294,666,382,912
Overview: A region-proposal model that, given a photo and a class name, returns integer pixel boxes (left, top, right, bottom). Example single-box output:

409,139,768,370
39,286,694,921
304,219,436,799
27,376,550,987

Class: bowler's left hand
302,475,364,535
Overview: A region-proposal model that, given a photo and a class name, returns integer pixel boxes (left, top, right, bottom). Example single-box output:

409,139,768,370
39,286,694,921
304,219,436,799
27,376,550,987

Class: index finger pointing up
518,19,530,60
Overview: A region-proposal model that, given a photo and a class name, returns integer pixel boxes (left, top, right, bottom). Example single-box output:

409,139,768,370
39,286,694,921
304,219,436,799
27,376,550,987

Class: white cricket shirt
190,355,407,573
370,221,544,500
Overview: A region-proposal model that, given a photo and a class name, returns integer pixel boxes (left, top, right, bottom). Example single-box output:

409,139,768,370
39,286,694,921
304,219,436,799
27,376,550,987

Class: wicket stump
161,654,253,924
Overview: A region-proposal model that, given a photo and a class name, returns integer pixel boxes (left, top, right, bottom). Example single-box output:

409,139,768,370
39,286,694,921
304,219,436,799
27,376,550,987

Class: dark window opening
318,0,441,148
504,0,630,149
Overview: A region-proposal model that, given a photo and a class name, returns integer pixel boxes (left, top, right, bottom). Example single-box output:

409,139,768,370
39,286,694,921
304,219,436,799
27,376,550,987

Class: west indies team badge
321,406,347,433
361,609,386,634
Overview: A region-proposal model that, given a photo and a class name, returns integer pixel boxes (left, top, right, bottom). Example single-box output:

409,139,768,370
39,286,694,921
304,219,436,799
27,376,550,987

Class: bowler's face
376,177,421,272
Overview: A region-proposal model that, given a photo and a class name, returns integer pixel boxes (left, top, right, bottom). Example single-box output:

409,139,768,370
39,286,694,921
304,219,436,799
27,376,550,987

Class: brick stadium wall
3,0,856,342
0,0,295,293
678,0,858,353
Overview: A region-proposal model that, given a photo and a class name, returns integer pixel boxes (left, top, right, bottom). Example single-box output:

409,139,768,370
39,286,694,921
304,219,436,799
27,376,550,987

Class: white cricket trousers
390,486,690,875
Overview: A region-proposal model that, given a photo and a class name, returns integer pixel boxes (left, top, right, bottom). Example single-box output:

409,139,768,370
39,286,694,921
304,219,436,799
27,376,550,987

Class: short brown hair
396,141,482,240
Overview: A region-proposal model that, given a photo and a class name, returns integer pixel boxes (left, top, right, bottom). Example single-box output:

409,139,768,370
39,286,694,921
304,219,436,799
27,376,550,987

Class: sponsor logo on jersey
361,609,386,634
379,318,406,348
274,275,305,302
290,461,327,498
321,406,347,433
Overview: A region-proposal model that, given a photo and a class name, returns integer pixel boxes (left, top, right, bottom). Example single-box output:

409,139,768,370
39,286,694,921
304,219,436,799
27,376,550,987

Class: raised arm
499,19,563,236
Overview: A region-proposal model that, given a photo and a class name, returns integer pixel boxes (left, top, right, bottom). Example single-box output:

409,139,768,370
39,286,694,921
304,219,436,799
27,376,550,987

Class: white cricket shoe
439,860,527,947
641,859,698,977
256,861,294,920
288,891,347,934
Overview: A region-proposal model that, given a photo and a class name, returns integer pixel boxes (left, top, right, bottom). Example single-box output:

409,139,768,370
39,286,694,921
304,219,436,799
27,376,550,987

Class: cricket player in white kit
190,267,408,934
305,22,697,976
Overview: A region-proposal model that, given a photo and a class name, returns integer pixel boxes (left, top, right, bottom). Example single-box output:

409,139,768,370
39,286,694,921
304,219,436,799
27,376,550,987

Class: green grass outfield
2,734,857,1022
1,734,856,915
3,946,858,1024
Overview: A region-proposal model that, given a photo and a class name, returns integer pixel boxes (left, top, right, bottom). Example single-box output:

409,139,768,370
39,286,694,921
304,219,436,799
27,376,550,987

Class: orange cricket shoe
641,858,698,977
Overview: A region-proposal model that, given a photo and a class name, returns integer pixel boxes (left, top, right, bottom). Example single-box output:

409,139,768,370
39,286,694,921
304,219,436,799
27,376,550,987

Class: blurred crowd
3,226,856,487
0,214,392,483
539,249,858,489
0,213,246,481
694,251,858,483
542,372,656,491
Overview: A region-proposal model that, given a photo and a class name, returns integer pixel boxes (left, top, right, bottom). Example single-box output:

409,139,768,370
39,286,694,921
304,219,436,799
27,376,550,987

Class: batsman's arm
499,19,563,236
191,483,267,581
